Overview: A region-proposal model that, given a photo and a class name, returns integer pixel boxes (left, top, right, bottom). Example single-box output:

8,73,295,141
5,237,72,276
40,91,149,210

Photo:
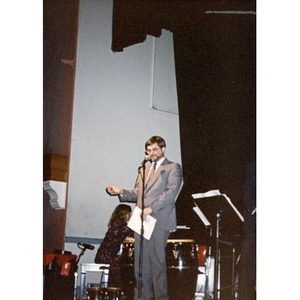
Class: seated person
95,204,133,287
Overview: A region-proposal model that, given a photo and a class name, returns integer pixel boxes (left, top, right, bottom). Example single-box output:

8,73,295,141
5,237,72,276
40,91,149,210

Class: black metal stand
214,213,221,300
73,243,94,300
202,212,238,300
193,194,243,300
137,164,147,300
204,227,213,300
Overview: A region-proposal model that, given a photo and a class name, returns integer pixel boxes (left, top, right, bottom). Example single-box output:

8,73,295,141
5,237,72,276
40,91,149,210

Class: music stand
192,190,244,300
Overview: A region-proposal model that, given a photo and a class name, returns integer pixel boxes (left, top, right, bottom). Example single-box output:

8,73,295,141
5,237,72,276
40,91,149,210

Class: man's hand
142,207,153,220
106,185,123,196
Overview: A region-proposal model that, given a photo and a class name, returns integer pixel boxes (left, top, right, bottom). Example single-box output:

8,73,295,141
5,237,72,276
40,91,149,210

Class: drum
120,238,135,299
106,287,124,300
166,239,199,300
120,237,134,266
86,287,124,300
166,239,199,268
122,238,200,268
121,238,200,299
197,245,207,266
86,287,106,300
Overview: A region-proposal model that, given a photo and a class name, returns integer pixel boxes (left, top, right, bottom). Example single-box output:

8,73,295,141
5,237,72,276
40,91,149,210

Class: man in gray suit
106,135,183,300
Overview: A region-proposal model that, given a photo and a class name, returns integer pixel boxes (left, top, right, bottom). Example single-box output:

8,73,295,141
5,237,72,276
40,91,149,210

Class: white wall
65,0,181,254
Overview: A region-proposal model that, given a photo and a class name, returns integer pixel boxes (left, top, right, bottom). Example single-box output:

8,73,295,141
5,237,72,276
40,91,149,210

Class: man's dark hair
145,135,166,150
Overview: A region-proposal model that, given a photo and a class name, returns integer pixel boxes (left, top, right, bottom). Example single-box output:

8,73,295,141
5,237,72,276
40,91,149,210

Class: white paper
192,206,211,227
221,193,244,222
192,189,221,199
127,206,157,240
192,189,244,223
176,225,191,230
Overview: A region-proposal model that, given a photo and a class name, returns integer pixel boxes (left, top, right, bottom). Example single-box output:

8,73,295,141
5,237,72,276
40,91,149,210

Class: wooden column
43,0,80,254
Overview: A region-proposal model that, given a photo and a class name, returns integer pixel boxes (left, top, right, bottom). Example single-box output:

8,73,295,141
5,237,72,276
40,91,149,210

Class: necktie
147,162,156,187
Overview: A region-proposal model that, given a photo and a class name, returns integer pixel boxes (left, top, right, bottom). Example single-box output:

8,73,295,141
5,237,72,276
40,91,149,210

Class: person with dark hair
106,135,183,300
94,204,133,287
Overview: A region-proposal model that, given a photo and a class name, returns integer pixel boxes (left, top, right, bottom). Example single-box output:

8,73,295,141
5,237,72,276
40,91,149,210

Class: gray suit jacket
120,158,183,232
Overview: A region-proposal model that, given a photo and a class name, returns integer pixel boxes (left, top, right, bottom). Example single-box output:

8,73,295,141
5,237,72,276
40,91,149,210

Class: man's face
146,142,165,162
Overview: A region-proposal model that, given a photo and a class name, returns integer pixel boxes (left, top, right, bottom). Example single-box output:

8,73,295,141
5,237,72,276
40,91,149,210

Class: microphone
139,155,151,168
77,242,95,250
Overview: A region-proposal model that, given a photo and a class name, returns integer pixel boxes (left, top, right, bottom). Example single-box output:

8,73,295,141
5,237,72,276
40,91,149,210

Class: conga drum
166,239,199,300
86,287,106,300
86,287,124,300
106,287,124,299
120,238,135,299
197,245,207,266
120,237,134,266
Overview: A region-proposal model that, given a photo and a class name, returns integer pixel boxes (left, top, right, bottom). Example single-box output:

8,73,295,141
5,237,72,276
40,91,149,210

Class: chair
80,263,110,300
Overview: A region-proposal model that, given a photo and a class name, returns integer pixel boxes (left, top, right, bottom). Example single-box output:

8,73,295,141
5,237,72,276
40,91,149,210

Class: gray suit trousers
134,225,170,300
